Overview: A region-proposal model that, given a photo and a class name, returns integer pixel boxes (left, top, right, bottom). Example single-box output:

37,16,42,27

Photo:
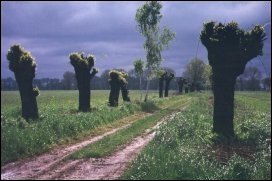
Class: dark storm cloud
1,1,271,79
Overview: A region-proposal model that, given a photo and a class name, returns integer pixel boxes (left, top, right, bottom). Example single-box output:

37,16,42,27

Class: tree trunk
139,76,142,100
121,83,131,102
164,77,173,97
15,72,38,119
190,84,195,92
164,82,169,97
144,79,150,102
212,71,236,137
109,81,120,107
78,84,90,112
159,77,164,98
76,70,91,112
144,69,151,102
178,81,183,94
185,87,189,93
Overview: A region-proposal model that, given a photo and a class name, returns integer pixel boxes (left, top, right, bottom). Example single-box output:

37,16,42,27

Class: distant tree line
1,69,179,91
2,66,269,91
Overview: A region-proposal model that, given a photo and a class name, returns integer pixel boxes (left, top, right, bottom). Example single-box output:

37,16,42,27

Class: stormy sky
1,1,271,79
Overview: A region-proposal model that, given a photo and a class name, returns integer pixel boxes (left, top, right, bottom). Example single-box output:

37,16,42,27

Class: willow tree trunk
185,87,189,93
121,83,131,102
15,71,38,119
190,84,195,92
212,70,235,137
177,80,184,94
109,81,121,107
159,77,164,98
164,77,173,97
75,70,91,112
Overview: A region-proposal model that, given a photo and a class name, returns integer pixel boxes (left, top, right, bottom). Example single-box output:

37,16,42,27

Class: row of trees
5,1,268,139
1,70,178,91
2,65,270,92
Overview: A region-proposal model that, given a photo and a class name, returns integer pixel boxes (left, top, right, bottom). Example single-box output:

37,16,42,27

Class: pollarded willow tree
108,70,131,107
7,44,39,119
69,52,98,112
200,21,266,137
136,1,175,102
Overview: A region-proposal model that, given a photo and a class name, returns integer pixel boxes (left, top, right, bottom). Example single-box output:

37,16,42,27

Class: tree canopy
200,21,266,76
7,44,36,72
69,52,95,70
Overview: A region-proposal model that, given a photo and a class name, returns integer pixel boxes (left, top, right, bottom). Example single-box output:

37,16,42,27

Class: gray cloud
1,1,271,79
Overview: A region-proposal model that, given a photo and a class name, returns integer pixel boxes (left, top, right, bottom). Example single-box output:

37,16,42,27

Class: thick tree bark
76,70,91,112
212,70,236,137
190,83,195,92
109,81,120,107
177,78,184,94
185,87,189,93
121,83,131,102
15,70,38,119
159,77,164,98
164,79,170,97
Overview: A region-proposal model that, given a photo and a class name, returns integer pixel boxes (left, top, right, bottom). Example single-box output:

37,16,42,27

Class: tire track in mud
1,98,191,180
38,111,182,180
1,112,152,180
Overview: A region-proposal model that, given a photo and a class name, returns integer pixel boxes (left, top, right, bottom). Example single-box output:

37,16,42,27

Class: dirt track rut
1,107,185,180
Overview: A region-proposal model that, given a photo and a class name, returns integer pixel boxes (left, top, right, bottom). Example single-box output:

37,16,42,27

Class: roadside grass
121,92,271,180
67,95,191,159
67,109,169,159
1,90,184,166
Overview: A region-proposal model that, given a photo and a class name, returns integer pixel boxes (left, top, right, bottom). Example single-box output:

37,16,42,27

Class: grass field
1,90,271,180
1,90,177,165
121,92,271,180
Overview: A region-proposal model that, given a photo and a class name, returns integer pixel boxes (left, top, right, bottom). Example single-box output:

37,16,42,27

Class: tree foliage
70,52,95,70
183,58,210,91
133,59,145,77
7,44,36,73
200,21,266,76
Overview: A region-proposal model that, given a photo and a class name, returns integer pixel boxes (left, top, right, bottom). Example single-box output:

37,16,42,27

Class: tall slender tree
69,52,98,112
200,21,265,137
135,1,175,102
7,44,39,119
133,59,145,100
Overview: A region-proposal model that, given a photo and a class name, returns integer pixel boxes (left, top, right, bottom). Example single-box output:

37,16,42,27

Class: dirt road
1,111,181,180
